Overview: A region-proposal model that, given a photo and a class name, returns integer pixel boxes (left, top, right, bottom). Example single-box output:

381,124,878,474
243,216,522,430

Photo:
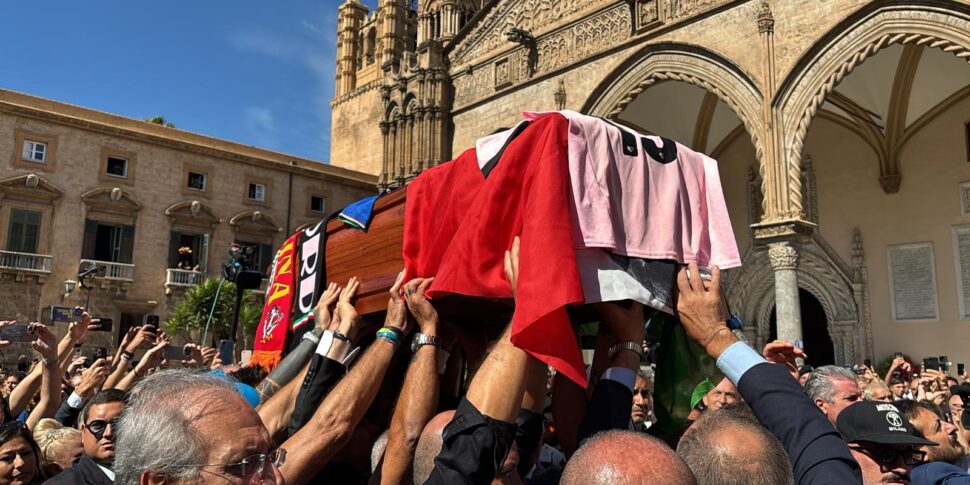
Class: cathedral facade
329,0,970,367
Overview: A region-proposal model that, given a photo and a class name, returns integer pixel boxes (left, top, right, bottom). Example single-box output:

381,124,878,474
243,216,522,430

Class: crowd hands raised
0,237,967,484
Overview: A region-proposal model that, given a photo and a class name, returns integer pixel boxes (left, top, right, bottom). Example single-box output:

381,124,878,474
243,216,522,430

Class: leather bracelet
332,331,352,344
702,326,731,347
121,351,134,361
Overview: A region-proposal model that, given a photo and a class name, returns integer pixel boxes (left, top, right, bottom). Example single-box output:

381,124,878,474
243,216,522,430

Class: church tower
335,1,367,98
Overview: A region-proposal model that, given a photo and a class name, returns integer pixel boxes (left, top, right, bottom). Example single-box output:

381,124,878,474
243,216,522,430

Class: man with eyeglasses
44,389,127,485
836,400,937,485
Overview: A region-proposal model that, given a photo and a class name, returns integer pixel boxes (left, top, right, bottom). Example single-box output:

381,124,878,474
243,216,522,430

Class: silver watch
411,333,440,353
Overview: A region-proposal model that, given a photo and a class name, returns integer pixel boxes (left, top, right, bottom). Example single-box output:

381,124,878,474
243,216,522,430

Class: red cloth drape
403,114,587,386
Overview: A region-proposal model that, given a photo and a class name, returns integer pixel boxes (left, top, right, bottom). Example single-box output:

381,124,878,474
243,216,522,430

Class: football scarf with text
288,220,328,348
251,233,299,371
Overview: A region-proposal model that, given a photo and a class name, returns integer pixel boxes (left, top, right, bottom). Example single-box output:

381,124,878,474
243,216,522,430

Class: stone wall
330,83,385,176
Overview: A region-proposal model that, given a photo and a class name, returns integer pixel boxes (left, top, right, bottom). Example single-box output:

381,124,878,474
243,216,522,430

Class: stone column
769,242,802,343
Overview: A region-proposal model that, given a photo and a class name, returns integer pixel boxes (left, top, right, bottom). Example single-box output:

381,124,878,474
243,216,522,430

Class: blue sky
0,1,378,163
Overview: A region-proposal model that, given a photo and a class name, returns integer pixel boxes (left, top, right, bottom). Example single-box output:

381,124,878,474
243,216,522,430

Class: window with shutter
5,209,42,254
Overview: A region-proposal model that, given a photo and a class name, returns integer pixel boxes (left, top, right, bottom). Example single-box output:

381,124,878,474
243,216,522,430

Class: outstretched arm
280,271,410,485
676,263,861,485
26,325,59,430
426,237,547,485
379,278,440,485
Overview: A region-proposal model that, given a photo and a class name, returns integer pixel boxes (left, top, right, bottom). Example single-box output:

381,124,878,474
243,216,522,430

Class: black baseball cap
836,401,936,446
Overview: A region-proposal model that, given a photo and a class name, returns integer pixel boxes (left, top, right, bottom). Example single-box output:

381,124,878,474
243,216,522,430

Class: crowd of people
0,237,967,484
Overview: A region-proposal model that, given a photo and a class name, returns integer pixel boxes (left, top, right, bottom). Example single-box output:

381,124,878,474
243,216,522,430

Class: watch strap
608,341,644,360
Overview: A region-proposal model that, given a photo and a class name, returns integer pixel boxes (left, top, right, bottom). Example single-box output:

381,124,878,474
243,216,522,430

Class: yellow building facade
0,89,376,351
329,0,970,366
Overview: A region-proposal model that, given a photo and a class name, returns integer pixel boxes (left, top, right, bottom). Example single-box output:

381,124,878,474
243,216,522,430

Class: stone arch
775,1,970,213
582,42,766,164
727,236,866,364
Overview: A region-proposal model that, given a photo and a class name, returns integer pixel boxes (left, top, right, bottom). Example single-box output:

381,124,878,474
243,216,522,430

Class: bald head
677,404,793,485
413,410,455,484
562,430,696,485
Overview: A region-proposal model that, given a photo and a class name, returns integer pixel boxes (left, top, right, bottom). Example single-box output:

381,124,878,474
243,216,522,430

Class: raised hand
137,342,167,375
335,277,363,342
313,282,341,330
404,276,438,334
762,339,807,379
31,323,58,361
68,312,100,344
385,271,412,334
185,344,205,368
76,359,109,398
675,263,734,359
0,321,13,349
125,325,157,353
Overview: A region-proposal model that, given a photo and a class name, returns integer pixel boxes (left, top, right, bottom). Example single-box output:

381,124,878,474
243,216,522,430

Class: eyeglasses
850,445,926,467
171,448,286,479
84,418,119,440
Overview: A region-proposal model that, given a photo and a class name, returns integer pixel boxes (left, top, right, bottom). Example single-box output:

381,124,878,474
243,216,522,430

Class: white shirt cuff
67,391,84,409
716,341,766,385
601,367,636,393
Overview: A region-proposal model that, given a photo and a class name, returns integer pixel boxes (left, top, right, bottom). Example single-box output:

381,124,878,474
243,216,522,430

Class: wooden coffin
323,187,517,333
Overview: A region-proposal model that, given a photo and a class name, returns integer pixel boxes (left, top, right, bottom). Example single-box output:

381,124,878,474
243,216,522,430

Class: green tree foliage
164,278,262,348
143,115,175,128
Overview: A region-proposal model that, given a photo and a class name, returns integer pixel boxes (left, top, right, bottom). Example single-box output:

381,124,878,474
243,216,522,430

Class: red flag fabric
404,114,588,386
251,233,299,371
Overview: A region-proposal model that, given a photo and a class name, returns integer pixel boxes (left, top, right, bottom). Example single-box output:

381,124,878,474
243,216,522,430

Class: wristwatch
411,333,440,353
608,341,644,360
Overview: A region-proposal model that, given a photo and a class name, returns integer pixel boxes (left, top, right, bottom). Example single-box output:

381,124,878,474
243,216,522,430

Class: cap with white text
836,401,936,446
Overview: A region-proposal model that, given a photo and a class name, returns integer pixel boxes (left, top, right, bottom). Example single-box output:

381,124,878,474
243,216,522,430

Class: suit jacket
287,355,347,436
42,455,113,485
913,461,970,485
737,362,862,485
576,378,633,446
53,399,81,428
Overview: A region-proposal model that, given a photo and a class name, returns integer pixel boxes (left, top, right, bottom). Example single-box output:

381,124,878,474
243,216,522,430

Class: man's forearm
258,362,310,443
380,344,439,485
465,325,533,423
281,339,396,485
257,328,323,403
8,364,43,416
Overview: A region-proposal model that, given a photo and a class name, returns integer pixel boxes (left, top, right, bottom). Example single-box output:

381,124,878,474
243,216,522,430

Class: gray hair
803,365,857,403
863,380,891,401
677,404,794,485
114,369,238,485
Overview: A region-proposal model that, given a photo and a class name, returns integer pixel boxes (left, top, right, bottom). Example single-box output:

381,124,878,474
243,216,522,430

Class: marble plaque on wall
887,242,939,321
953,226,970,319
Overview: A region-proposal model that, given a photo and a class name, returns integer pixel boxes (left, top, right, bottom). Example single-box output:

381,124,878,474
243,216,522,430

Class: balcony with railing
165,268,205,294
80,259,135,283
0,251,52,282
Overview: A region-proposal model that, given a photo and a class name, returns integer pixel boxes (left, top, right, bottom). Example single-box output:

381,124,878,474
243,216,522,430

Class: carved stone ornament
110,187,123,202
757,0,774,34
190,200,201,216
878,174,901,194
768,243,799,270
25,173,38,189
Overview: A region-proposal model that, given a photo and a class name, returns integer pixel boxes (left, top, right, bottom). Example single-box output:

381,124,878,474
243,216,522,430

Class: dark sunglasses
84,418,120,439
851,445,926,467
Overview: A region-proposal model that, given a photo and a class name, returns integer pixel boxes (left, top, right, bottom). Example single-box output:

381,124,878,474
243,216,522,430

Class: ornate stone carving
663,0,725,22
554,79,567,110
24,173,38,189
757,0,773,34
768,243,798,270
878,174,901,194
453,4,631,108
751,219,815,242
727,235,868,362
779,7,970,220
637,0,661,28
450,0,610,66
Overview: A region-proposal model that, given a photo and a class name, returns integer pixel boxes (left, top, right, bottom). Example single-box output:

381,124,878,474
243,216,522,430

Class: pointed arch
775,1,970,203
583,42,766,165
